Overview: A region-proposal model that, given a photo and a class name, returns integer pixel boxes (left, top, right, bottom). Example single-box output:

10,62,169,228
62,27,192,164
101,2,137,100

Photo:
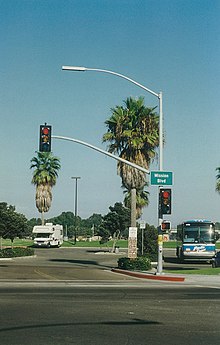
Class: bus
176,220,218,261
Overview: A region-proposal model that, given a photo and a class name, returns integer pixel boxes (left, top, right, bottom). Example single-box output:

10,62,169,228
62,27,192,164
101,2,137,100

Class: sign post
139,221,146,256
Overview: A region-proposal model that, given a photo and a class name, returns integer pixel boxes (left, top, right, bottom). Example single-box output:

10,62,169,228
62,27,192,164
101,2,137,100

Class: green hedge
118,256,151,271
0,247,35,258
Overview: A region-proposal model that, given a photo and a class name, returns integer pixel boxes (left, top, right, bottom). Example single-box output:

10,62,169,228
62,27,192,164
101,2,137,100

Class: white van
32,223,63,248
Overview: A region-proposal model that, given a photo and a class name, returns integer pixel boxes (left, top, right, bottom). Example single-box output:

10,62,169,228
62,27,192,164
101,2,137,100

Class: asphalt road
0,247,130,281
0,247,213,281
0,247,218,288
0,248,220,345
0,284,220,345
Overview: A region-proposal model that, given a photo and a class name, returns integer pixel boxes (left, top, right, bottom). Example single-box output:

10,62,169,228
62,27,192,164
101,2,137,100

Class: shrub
137,225,158,260
118,256,151,271
0,247,34,258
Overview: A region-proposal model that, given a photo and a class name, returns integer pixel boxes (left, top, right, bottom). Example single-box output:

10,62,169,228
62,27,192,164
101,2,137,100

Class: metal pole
52,136,149,174
71,177,81,244
157,92,164,275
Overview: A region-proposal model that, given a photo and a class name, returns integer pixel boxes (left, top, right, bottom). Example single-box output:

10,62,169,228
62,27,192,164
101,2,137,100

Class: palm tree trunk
131,188,136,227
128,187,137,259
41,211,44,225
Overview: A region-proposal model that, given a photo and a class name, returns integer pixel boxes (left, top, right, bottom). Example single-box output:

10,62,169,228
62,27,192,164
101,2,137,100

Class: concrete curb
0,255,36,261
111,268,185,282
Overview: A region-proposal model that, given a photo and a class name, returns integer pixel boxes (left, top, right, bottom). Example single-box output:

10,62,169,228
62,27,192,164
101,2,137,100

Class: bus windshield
183,224,215,244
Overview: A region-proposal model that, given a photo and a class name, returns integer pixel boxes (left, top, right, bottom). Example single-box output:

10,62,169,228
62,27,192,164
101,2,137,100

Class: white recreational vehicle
32,223,63,248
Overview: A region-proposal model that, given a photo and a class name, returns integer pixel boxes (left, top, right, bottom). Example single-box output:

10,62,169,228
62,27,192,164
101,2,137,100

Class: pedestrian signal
161,221,171,230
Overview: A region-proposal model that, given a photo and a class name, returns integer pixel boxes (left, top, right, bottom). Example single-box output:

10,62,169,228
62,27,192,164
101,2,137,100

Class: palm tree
30,152,61,224
124,186,149,220
216,167,220,193
103,96,159,226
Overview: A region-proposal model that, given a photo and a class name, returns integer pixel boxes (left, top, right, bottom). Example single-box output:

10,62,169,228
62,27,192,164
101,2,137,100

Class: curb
0,255,36,261
111,268,185,282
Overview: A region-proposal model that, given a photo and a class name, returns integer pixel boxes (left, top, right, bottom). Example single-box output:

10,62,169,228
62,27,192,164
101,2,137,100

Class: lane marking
34,268,60,280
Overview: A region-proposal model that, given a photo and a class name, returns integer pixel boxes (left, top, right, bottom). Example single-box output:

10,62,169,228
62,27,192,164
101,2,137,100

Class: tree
103,96,159,225
30,151,61,224
0,202,28,248
42,212,103,239
98,202,130,249
123,185,149,219
216,167,220,193
137,223,158,260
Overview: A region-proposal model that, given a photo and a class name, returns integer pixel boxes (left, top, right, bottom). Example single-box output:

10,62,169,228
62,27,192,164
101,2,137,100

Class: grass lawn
164,267,220,275
0,239,34,247
0,238,128,249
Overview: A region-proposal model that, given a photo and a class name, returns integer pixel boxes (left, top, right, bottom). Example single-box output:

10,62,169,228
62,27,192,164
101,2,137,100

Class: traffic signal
161,221,171,230
159,188,172,215
39,124,52,152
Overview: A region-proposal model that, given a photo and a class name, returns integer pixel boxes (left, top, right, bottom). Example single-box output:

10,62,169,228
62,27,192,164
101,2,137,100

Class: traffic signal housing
161,221,171,231
39,124,52,152
159,188,172,215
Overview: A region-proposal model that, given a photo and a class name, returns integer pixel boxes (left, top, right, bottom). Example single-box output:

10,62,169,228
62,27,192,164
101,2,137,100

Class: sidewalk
112,268,185,282
111,268,220,288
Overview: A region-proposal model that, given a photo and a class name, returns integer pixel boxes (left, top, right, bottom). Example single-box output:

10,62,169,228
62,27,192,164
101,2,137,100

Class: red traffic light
42,127,49,135
39,124,52,152
163,191,170,199
159,188,172,215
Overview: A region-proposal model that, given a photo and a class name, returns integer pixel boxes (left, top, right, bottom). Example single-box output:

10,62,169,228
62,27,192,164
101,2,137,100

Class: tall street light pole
63,66,164,273
71,176,81,244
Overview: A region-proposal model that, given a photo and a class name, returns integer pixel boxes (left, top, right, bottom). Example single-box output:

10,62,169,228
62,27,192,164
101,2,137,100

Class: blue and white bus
176,220,218,261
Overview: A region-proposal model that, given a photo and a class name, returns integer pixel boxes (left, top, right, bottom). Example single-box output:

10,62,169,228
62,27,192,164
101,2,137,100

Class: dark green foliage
137,224,158,261
0,202,28,243
0,247,34,258
98,202,130,242
32,212,103,238
118,256,151,271
98,226,111,244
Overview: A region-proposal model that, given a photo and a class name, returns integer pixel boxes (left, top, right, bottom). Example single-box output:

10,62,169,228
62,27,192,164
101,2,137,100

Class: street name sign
150,171,173,186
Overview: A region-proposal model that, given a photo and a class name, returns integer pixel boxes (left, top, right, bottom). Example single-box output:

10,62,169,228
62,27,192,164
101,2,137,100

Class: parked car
211,251,220,268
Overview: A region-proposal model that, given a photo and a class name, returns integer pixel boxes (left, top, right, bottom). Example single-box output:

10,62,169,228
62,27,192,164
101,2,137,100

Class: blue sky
0,0,220,226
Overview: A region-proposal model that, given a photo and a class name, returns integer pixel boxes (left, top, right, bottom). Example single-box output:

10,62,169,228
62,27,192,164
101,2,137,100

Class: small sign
150,171,173,186
158,234,163,245
128,227,137,259
139,220,146,229
129,227,137,238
